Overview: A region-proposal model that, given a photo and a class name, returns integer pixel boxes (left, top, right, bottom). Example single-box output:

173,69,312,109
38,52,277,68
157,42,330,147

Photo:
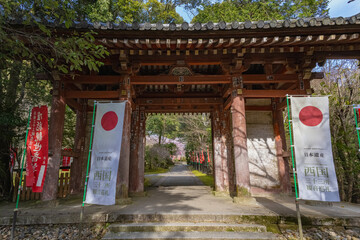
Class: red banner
26,106,48,192
207,148,211,163
62,148,72,171
200,150,205,163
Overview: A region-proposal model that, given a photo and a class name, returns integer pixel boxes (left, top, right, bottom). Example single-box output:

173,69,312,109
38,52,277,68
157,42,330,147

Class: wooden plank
58,173,64,198
131,75,231,85
65,75,123,84
21,175,26,200
64,173,69,197
61,150,80,158
243,74,298,83
65,98,82,111
144,105,215,113
65,90,120,99
26,187,30,200
131,73,316,85
137,97,223,106
242,89,303,98
31,190,35,200
12,172,20,202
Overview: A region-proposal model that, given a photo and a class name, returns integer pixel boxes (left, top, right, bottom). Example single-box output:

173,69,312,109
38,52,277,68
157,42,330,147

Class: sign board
85,102,126,205
291,97,340,202
26,106,49,192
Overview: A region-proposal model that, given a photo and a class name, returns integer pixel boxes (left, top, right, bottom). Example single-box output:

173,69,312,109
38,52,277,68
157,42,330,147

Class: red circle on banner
299,106,323,127
101,111,118,131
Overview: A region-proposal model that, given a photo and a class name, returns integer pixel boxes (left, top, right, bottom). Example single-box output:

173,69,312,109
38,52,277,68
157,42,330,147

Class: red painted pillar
42,78,66,201
129,108,145,194
231,95,251,197
116,101,131,199
225,110,236,195
137,111,146,192
212,107,229,193
273,100,291,193
70,100,87,194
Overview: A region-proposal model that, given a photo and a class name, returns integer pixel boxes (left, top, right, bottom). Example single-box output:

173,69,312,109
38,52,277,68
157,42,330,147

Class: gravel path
1,224,359,240
0,224,106,240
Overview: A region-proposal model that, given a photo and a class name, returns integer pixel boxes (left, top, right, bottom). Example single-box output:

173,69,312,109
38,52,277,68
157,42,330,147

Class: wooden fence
12,172,71,202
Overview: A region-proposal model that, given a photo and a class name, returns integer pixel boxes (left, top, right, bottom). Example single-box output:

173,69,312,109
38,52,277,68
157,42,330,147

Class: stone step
108,222,267,233
102,231,278,240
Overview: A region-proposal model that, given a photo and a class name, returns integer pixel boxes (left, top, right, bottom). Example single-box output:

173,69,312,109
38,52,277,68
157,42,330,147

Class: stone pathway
0,162,359,240
150,162,203,187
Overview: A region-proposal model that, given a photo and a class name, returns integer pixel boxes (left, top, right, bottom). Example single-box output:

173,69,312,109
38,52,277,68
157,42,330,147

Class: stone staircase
102,217,278,240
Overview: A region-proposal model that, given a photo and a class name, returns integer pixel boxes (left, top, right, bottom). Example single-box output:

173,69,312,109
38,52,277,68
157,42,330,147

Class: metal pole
286,95,303,240
353,105,360,151
79,101,97,237
11,108,32,240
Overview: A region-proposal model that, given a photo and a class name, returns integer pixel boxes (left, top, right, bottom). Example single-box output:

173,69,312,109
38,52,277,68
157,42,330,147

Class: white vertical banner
291,96,340,202
85,102,126,205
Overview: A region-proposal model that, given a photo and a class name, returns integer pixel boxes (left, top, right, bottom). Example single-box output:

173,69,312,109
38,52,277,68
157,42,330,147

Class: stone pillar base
115,198,132,205
213,191,232,200
129,191,147,197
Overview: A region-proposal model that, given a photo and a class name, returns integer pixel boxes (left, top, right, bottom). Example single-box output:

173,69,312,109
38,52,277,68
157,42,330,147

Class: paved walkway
1,162,360,226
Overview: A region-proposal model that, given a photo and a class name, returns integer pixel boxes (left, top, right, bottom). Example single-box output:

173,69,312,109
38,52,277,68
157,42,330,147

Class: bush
145,144,174,170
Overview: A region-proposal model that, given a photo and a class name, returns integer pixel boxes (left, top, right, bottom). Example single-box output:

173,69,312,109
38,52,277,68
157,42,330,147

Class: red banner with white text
26,106,49,192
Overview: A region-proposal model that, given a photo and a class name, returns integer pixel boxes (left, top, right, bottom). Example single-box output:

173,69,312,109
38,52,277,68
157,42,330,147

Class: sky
177,0,360,23
329,0,360,17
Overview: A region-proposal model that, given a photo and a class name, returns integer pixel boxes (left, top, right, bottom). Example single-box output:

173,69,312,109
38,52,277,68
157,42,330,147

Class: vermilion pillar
116,101,131,199
116,75,132,199
212,107,229,193
129,109,145,194
42,78,66,201
231,95,251,197
273,100,291,193
70,100,87,194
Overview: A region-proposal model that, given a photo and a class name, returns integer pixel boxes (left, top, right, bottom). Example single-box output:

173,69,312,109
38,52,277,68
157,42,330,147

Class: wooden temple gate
39,15,360,201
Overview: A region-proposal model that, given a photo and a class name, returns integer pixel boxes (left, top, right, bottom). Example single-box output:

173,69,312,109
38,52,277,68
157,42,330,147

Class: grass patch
191,170,214,188
145,167,169,174
144,177,152,188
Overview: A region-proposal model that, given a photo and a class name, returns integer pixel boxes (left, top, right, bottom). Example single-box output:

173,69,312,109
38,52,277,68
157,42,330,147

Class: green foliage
177,114,211,160
146,114,180,144
193,0,329,23
163,142,178,155
62,106,76,148
191,169,214,188
0,1,109,74
312,60,360,202
77,0,183,23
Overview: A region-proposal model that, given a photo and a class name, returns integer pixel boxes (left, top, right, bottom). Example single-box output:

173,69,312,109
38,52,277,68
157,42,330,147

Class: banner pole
11,108,32,240
286,95,304,240
79,101,97,236
353,105,360,151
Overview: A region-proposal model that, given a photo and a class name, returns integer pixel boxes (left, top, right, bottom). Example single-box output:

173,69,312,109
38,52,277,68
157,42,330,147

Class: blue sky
329,0,360,17
177,0,360,22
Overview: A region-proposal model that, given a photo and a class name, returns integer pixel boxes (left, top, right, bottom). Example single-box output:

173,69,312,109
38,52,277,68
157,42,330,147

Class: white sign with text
85,102,126,205
291,96,340,202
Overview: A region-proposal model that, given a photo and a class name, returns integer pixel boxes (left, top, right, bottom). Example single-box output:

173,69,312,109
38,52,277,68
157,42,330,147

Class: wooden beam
132,73,320,86
245,105,273,111
131,75,231,85
65,98,82,110
144,105,215,113
65,90,120,99
138,92,219,98
136,97,222,105
243,74,298,83
61,150,80,158
64,75,123,84
242,89,304,98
